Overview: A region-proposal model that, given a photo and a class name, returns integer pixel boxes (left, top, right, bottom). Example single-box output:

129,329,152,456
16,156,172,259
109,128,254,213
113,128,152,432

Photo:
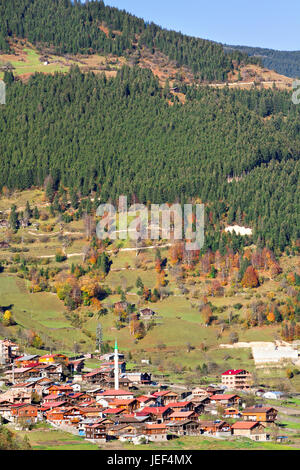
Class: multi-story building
0,339,19,364
221,369,252,390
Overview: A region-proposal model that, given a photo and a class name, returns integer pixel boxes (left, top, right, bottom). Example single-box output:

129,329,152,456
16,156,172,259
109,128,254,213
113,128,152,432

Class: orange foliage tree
241,266,260,288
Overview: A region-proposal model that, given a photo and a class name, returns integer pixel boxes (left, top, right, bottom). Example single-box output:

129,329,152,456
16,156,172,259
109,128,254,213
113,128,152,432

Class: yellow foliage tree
267,311,275,323
3,310,13,326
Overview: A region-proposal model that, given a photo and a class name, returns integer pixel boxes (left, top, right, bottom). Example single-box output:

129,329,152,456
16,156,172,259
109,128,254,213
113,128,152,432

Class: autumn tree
241,266,260,288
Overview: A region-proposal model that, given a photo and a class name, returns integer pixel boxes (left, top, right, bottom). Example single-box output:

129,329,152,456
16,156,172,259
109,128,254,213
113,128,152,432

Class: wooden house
209,394,241,406
152,390,179,405
144,423,168,441
85,422,107,441
169,410,199,422
10,404,38,424
167,419,202,436
242,406,278,423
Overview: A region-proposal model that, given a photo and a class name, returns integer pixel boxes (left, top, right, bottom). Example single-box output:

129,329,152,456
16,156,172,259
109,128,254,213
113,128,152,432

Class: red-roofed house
152,390,178,405
221,370,252,390
46,406,83,426
136,395,156,408
209,394,241,405
167,401,204,413
10,404,38,424
231,421,267,441
142,406,172,422
98,389,134,400
102,407,125,417
169,410,198,421
109,399,139,413
144,423,168,441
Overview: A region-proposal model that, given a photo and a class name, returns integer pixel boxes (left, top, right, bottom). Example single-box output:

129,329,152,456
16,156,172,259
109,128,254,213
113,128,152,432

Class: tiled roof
232,421,263,430
222,369,247,376
243,406,276,413
99,389,132,396
210,394,239,400
145,423,167,430
142,406,170,415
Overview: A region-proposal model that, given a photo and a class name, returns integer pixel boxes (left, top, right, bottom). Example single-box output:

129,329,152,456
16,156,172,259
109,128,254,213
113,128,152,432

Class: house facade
221,370,252,390
231,422,267,441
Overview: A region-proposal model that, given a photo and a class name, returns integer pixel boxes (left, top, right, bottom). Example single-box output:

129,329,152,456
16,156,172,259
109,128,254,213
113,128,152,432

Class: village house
83,368,111,385
242,406,278,424
107,423,142,439
139,308,157,319
192,386,224,398
167,419,202,437
104,377,132,389
0,339,20,365
109,398,139,413
231,421,267,441
14,355,40,368
144,423,168,441
167,401,204,414
101,361,127,374
27,377,54,396
224,407,242,419
0,401,15,422
117,415,149,426
152,390,179,406
79,406,104,419
209,394,241,406
142,406,173,423
4,366,41,383
199,420,232,436
85,422,107,441
136,395,156,408
68,359,85,374
102,407,125,418
10,404,38,424
43,393,68,405
190,395,211,407
0,388,32,403
221,369,252,390
46,384,74,396
78,417,113,437
124,372,152,385
83,363,126,385
97,389,134,400
36,363,64,381
39,354,69,365
66,392,94,405
100,352,125,362
113,301,129,313
169,410,199,422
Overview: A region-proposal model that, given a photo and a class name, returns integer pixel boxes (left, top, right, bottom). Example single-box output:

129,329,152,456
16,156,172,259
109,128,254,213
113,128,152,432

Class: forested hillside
225,45,300,79
0,0,258,82
0,66,299,251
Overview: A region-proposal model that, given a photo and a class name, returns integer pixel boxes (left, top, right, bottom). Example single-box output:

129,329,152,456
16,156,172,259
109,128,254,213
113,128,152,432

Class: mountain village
0,337,295,447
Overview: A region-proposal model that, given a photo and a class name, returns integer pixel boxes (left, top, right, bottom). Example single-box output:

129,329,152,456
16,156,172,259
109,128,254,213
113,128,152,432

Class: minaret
114,339,119,390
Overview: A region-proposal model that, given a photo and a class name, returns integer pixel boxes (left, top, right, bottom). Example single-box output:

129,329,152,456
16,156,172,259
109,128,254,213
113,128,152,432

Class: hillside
0,186,299,393
224,44,300,79
0,0,259,83
0,64,299,251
